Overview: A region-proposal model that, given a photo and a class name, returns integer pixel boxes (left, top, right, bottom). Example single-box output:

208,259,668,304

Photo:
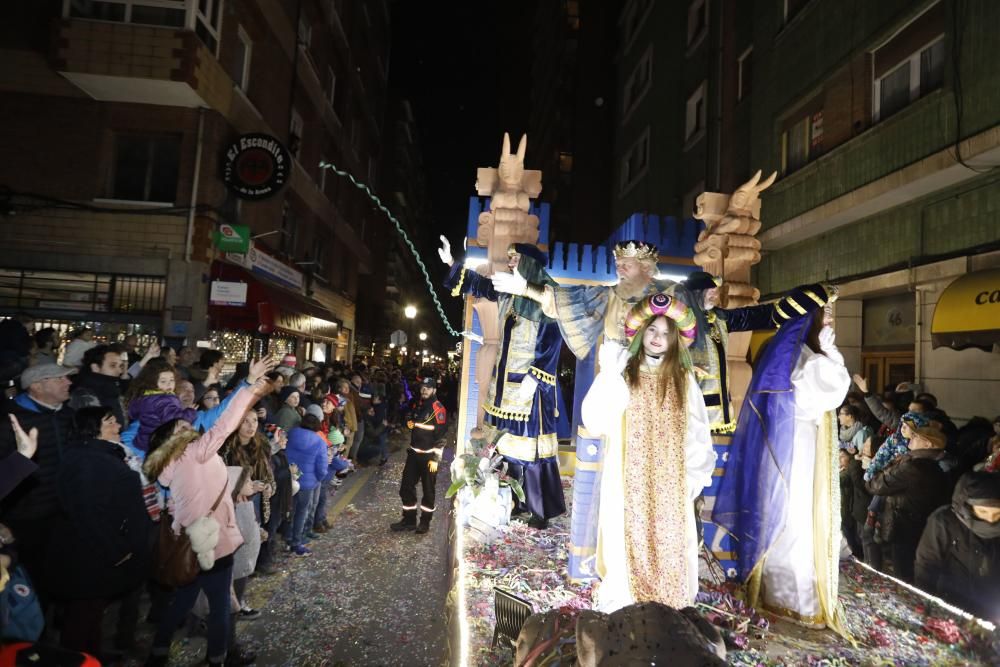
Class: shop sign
226,242,304,292
274,310,339,340
222,133,291,200
209,280,248,306
213,224,251,254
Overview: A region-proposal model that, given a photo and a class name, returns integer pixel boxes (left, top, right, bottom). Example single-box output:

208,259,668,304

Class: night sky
388,1,533,242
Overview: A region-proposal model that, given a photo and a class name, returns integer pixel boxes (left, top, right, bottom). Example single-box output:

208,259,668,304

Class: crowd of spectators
839,375,1000,624
0,314,458,665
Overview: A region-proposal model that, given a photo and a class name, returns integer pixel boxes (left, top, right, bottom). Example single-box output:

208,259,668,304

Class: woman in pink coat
143,355,276,667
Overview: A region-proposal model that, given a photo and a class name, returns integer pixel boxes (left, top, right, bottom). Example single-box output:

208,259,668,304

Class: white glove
438,235,454,265
517,375,538,403
460,330,484,345
491,270,527,296
818,325,836,351
597,340,629,375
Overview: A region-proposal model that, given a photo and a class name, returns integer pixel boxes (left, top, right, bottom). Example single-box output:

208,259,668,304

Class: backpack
0,565,44,641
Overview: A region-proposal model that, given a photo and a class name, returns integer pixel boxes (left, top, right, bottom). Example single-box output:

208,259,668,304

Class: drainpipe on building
712,0,724,190
185,107,206,263
914,285,923,387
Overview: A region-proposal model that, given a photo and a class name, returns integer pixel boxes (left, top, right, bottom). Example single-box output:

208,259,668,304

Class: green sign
213,223,251,253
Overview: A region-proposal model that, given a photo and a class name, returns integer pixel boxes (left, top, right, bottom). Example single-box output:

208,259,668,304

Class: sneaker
291,544,311,556
238,607,261,620
527,516,549,530
312,524,328,534
305,530,321,539
390,520,416,532
379,457,388,466
256,563,279,576
415,522,431,535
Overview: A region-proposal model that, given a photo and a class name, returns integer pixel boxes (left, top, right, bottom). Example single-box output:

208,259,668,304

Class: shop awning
208,265,341,341
931,268,1000,350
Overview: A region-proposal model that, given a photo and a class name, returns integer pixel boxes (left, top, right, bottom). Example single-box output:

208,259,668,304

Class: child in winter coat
125,359,196,453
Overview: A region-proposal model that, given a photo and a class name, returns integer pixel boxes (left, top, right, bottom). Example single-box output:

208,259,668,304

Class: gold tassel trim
450,268,466,297
710,420,738,434
484,403,530,422
529,366,556,385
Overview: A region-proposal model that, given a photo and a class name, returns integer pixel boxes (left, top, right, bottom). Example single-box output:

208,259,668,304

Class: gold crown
613,240,658,261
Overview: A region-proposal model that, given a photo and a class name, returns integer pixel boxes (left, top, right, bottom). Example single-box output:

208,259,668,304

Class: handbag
0,565,44,641
152,483,227,588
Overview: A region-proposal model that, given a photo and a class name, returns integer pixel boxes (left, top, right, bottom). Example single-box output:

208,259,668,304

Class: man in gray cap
0,362,78,596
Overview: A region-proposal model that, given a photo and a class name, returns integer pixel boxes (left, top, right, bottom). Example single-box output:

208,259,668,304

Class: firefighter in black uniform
390,377,447,534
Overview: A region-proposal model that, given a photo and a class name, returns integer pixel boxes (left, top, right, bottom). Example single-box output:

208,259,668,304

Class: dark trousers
862,521,884,571
151,554,233,663
257,506,285,569
60,597,108,656
889,532,921,583
842,518,864,559
313,470,332,528
399,449,437,523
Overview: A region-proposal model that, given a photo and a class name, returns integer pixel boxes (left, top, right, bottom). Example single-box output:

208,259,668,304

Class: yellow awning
931,268,1000,350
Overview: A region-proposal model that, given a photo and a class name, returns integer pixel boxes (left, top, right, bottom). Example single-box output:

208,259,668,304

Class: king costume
712,309,851,635
444,244,566,522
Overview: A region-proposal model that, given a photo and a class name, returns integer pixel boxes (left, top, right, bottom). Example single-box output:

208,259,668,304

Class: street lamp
418,332,427,341
404,305,417,360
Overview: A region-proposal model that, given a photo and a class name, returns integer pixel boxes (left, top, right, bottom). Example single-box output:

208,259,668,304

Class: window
66,0,186,28
558,152,573,173
872,2,945,122
685,81,707,142
619,127,650,195
280,204,299,256
874,36,945,122
737,46,753,101
107,134,180,203
234,25,252,91
194,0,223,53
565,0,580,30
298,16,312,48
289,108,303,159
780,108,824,175
313,237,328,281
783,0,811,23
621,0,652,54
687,0,708,49
682,181,705,218
622,45,653,121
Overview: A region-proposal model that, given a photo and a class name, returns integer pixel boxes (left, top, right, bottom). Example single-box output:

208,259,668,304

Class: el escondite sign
223,133,290,200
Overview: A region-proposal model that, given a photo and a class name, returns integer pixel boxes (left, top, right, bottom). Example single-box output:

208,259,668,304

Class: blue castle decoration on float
455,196,738,581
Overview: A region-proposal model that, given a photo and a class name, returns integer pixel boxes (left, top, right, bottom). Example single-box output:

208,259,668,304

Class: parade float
439,134,1000,666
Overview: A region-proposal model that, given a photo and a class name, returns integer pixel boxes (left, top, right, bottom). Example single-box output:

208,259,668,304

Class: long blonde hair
624,315,687,406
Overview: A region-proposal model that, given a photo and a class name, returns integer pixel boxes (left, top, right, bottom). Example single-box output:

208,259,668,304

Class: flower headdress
624,292,697,369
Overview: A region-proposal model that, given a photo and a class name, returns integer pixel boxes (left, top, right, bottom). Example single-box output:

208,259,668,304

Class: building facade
527,0,616,245
747,0,1000,422
0,0,391,366
611,0,1000,421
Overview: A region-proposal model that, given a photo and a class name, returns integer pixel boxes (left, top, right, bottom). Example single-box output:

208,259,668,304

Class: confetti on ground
458,476,1000,667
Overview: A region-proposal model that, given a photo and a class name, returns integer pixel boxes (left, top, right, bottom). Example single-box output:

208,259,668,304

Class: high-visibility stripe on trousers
399,448,437,521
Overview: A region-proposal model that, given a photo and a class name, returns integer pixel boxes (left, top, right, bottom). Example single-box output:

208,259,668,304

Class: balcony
53,0,233,109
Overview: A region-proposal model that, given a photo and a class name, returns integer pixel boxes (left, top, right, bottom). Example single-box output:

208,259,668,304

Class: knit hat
305,404,324,421
278,386,301,403
901,411,930,430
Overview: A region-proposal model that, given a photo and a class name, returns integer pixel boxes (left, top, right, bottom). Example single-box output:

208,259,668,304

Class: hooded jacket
285,426,328,490
143,387,257,561
915,472,1000,623
128,391,197,453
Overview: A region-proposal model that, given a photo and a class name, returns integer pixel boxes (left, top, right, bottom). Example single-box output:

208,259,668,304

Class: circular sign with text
222,133,291,200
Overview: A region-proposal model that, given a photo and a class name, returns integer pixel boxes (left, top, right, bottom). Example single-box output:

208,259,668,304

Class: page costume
712,314,851,635
445,245,566,520
675,275,836,433
581,293,716,612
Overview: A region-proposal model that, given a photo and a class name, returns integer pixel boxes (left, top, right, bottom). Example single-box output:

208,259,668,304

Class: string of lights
318,160,461,338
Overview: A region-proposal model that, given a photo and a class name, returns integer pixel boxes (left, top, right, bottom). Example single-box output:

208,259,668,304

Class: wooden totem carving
469,133,543,428
693,170,777,419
